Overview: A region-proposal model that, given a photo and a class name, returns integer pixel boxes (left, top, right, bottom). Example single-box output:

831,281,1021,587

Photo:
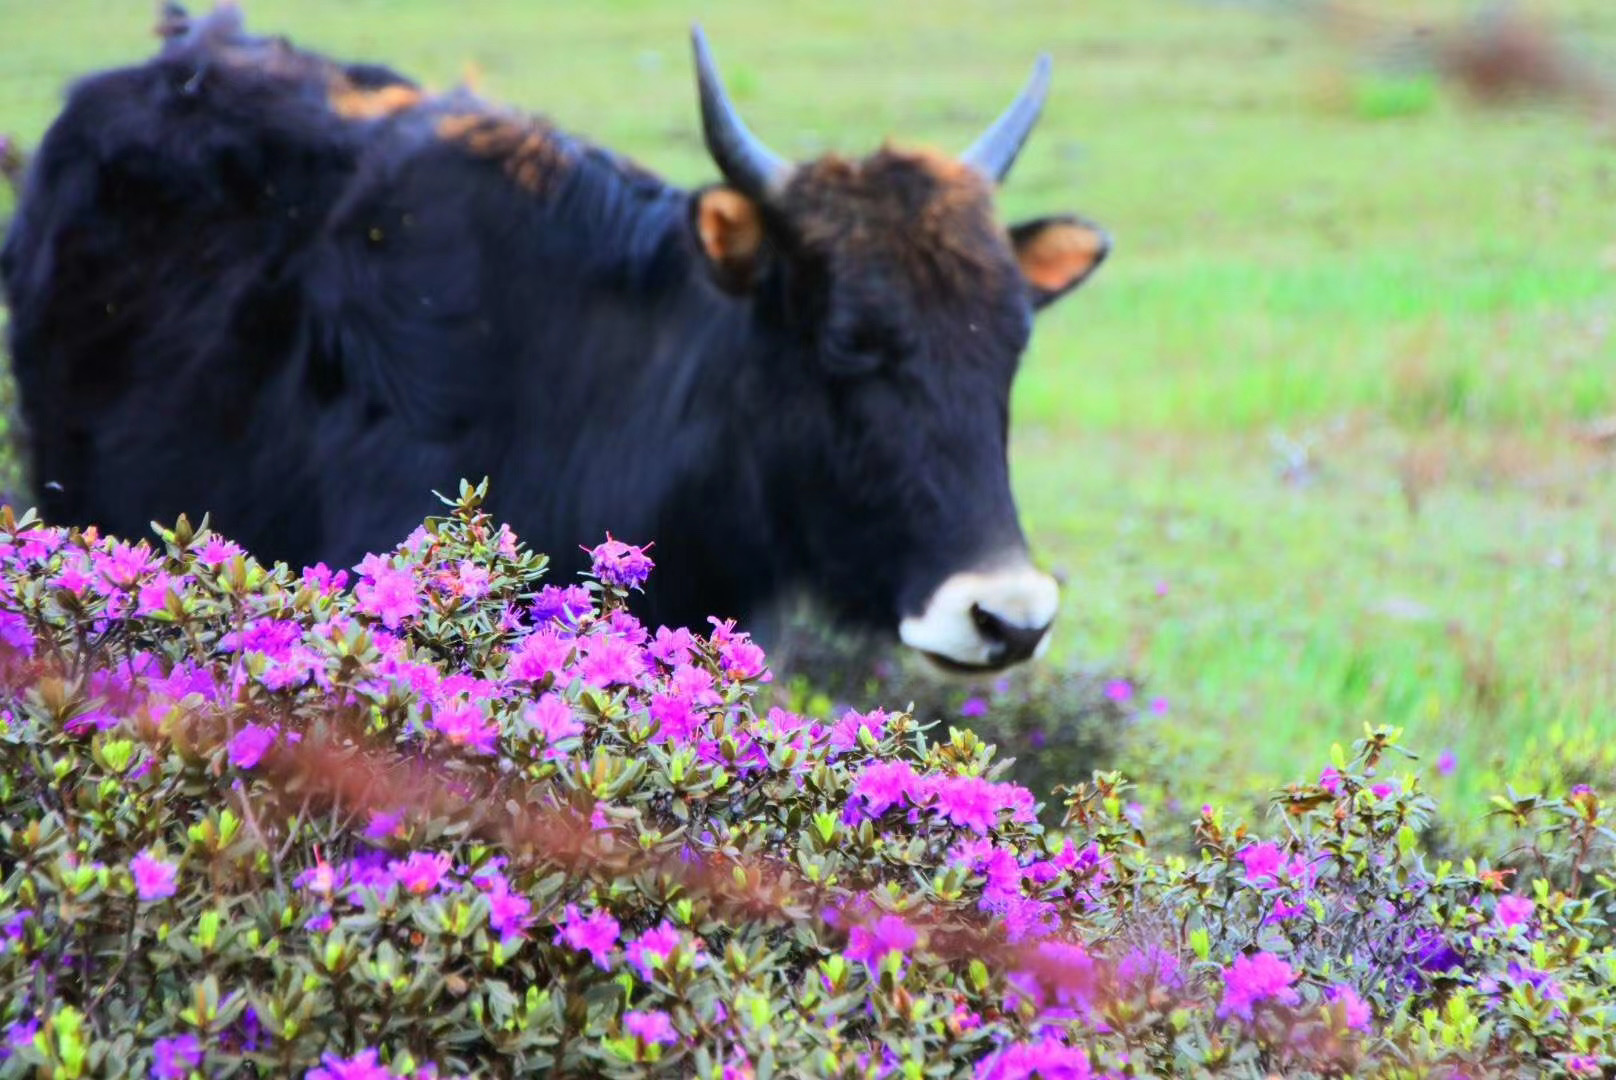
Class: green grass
2,0,1614,825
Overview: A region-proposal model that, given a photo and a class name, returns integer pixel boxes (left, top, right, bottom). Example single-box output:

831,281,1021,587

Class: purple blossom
1103,679,1133,703
1219,952,1300,1019
1436,748,1457,776
920,773,1037,834
6,1018,39,1057
228,724,278,770
131,851,178,902
1327,984,1373,1032
576,634,645,688
532,584,593,626
973,1033,1092,1080
0,612,33,657
554,903,619,968
307,1049,397,1080
849,760,919,820
525,693,583,755
844,914,916,972
507,629,572,683
647,626,697,667
585,534,655,590
626,920,684,979
483,879,532,942
151,1033,203,1079
623,1010,677,1046
388,852,451,895
1496,893,1534,929
829,708,888,753
429,698,499,754
960,696,989,718
195,535,245,565
353,562,421,628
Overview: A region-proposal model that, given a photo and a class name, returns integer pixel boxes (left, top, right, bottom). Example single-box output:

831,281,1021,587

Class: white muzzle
898,557,1060,674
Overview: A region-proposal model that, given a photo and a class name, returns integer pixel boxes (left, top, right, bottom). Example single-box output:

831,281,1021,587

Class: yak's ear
1009,215,1111,310
691,186,766,294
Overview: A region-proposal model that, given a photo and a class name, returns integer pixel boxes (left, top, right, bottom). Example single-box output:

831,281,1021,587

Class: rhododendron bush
2,480,1615,1078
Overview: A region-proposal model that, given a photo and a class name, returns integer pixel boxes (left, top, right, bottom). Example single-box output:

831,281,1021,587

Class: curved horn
691,24,791,200
961,54,1052,184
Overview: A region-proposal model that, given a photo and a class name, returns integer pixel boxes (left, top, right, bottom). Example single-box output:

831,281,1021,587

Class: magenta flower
1436,748,1457,776
960,696,989,718
845,913,917,972
228,724,278,770
577,634,645,688
92,540,155,589
485,880,533,942
829,708,888,753
1326,984,1373,1032
849,760,918,820
921,773,1037,834
353,563,421,629
430,698,499,754
1496,894,1534,929
194,535,245,565
388,852,451,895
524,694,584,755
623,1009,677,1046
150,1033,203,1079
507,628,572,683
973,1033,1091,1080
131,850,178,902
626,920,684,979
1103,679,1133,703
553,904,619,968
585,534,655,590
1237,842,1288,886
647,626,696,667
718,636,768,682
1219,952,1301,1019
307,1049,396,1080
532,584,593,626
1319,766,1342,795
648,691,703,744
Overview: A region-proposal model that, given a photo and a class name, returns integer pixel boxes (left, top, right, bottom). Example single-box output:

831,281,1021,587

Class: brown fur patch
1013,221,1108,294
435,111,568,194
328,79,424,121
781,144,1008,295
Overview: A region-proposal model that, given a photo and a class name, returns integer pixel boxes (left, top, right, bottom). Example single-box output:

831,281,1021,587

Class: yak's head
684,28,1109,676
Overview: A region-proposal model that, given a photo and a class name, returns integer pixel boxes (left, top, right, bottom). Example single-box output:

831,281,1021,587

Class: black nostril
969,603,1050,664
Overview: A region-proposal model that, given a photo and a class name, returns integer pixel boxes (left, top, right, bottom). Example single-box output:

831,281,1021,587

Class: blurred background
1,0,1613,845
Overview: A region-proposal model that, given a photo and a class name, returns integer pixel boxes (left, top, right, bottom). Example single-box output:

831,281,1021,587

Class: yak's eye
821,320,913,377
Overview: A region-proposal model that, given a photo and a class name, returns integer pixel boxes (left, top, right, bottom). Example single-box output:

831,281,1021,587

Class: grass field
2,0,1613,828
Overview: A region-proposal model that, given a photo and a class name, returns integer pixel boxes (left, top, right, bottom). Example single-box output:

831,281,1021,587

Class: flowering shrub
2,479,1615,1078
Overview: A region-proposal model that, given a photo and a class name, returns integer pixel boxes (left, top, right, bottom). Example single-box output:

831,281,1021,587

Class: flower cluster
1,482,1614,1079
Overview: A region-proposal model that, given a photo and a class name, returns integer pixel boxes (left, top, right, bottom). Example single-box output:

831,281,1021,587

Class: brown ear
1009,215,1110,309
693,186,766,293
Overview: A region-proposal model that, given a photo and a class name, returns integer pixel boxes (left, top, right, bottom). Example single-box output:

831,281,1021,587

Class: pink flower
430,699,499,754
718,636,768,682
151,1033,203,1079
524,694,583,756
1319,766,1342,795
388,852,451,895
1237,842,1288,886
577,634,645,688
626,921,684,979
585,534,654,590
960,696,989,718
354,564,420,628
194,535,245,565
973,1033,1091,1080
1103,679,1133,703
228,724,277,770
131,850,178,902
1327,984,1373,1032
648,691,703,744
532,585,593,626
845,914,916,971
623,1010,677,1046
485,881,532,941
1496,894,1534,929
1219,952,1300,1019
829,708,888,753
647,626,696,667
921,774,1037,833
307,1049,396,1080
554,904,619,968
849,761,918,819
507,629,572,683
1436,749,1457,776
92,540,155,589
